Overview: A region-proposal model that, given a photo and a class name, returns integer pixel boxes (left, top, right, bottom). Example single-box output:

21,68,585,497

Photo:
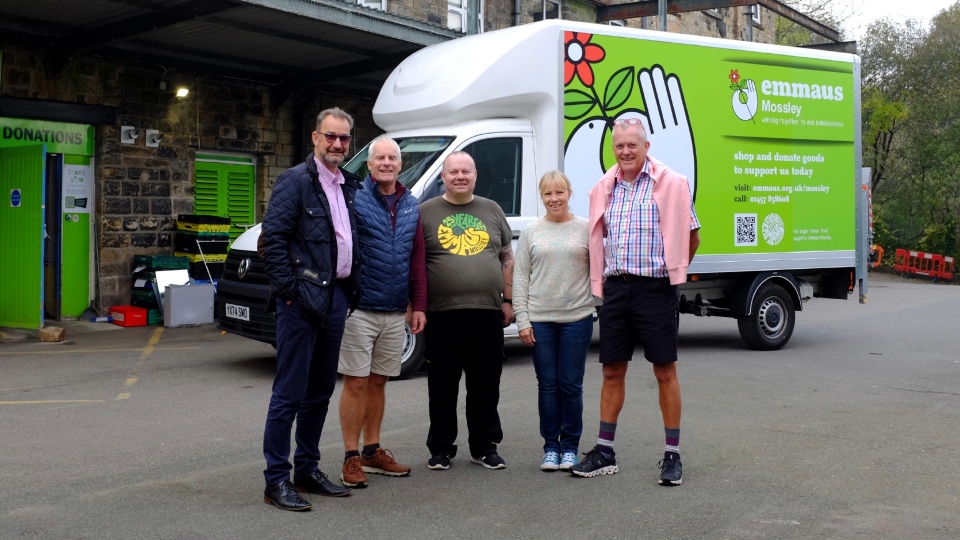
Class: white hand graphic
732,79,758,122
563,117,608,219
638,66,697,200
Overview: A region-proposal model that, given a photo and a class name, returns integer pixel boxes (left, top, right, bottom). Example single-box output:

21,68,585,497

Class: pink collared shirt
313,155,353,279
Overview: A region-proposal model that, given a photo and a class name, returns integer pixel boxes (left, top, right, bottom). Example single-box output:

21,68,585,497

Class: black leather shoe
294,470,352,497
264,481,312,511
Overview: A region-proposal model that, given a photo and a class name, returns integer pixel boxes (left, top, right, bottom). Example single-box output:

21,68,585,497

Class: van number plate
225,303,250,321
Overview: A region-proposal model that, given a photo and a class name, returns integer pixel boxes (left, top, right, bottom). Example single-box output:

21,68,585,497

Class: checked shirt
603,159,700,279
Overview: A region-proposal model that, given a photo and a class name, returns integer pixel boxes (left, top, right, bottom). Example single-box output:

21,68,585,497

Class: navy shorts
598,275,679,365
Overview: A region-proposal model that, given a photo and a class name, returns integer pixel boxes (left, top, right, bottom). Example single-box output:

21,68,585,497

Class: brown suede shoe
340,455,368,488
361,448,411,477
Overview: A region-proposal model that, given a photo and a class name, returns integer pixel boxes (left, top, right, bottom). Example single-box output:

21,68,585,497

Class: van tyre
737,283,795,351
395,323,427,380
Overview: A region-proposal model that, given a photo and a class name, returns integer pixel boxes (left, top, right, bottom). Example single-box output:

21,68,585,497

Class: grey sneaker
658,451,683,486
470,452,506,469
570,446,618,478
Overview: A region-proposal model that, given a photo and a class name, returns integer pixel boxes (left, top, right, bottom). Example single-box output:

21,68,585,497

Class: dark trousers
263,287,347,486
425,309,504,459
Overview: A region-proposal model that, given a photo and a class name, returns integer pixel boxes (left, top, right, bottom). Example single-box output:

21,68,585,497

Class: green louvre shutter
193,154,255,241
225,165,255,239
194,165,220,216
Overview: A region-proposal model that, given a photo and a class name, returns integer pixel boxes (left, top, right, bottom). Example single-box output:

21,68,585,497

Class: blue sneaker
540,451,560,471
558,452,578,471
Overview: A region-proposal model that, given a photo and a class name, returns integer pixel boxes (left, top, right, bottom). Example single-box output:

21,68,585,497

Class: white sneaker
559,452,578,471
540,451,560,471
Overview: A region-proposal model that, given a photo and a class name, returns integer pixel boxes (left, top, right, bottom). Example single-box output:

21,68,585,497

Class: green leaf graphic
730,84,741,90
739,80,748,90
564,89,598,120
739,91,748,104
603,67,635,110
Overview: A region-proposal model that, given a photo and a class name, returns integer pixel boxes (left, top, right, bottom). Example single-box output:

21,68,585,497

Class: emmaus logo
438,213,489,256
728,69,845,121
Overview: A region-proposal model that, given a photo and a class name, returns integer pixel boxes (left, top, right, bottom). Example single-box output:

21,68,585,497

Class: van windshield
344,136,454,188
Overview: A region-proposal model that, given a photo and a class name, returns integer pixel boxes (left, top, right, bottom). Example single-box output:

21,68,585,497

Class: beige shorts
338,309,406,377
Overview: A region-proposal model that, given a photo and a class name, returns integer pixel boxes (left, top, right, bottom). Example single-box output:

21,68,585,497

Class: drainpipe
295,105,306,166
745,6,754,42
468,0,480,34
513,0,520,26
659,0,667,31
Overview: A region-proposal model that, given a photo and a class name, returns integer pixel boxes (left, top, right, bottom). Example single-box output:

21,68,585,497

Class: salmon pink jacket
587,156,693,297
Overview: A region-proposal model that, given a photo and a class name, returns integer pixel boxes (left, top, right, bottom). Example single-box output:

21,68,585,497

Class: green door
60,155,92,318
0,145,46,329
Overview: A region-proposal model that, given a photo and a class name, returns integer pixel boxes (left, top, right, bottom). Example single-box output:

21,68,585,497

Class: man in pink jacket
570,119,700,486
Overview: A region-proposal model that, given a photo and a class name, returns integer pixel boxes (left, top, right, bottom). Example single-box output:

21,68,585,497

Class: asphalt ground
1,272,957,539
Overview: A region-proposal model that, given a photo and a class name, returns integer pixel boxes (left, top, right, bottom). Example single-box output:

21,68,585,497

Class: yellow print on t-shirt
438,213,490,256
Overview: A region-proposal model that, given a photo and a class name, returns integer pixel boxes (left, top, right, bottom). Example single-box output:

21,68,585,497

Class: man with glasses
337,136,426,488
571,118,700,486
259,107,360,511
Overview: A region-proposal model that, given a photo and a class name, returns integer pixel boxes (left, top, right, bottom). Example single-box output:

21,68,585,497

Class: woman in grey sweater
513,171,595,472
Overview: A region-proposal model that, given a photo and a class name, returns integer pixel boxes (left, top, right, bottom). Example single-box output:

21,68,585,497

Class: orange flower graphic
729,69,740,85
564,32,605,87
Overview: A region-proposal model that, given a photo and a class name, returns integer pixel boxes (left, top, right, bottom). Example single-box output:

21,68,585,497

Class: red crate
110,305,148,327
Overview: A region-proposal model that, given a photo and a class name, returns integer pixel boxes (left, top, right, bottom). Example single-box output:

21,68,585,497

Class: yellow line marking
0,347,198,356
142,327,163,358
0,400,104,405
115,327,165,401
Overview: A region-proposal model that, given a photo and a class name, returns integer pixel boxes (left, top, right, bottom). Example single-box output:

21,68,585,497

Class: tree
775,0,849,46
859,3,960,258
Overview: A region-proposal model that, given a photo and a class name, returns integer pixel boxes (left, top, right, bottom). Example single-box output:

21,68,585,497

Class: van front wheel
396,324,427,380
737,283,795,350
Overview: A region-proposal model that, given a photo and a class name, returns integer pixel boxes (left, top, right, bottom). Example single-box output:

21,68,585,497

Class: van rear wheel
737,283,795,350
396,324,427,380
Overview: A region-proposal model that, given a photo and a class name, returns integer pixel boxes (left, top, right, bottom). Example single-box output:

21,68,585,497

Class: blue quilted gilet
354,176,419,312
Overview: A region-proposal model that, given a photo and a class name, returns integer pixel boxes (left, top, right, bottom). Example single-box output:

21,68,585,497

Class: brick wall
1,44,377,313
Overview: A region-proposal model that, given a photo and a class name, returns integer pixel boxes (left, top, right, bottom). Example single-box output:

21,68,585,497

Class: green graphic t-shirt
420,196,513,312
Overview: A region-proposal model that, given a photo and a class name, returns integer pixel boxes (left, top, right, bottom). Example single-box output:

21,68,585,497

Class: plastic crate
147,308,162,325
175,252,227,263
174,234,230,254
132,254,189,270
110,305,148,327
177,222,232,233
177,214,231,225
189,261,224,280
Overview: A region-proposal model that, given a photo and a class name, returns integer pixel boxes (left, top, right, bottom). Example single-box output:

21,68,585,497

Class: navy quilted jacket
260,155,362,322
354,175,419,312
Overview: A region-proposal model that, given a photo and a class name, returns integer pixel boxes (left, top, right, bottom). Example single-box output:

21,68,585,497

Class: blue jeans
263,287,347,486
530,315,593,454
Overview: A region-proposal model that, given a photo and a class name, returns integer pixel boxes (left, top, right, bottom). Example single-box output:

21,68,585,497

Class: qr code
735,214,758,247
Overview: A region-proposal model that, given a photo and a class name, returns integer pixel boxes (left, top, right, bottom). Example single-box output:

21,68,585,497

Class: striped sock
665,427,680,455
598,421,617,455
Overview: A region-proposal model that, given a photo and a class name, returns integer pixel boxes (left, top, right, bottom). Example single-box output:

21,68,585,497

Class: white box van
217,19,867,376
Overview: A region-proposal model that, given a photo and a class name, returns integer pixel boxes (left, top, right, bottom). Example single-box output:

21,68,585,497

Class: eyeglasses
319,132,352,144
612,118,647,133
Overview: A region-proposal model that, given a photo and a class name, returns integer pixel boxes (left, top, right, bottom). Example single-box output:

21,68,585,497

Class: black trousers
425,309,504,459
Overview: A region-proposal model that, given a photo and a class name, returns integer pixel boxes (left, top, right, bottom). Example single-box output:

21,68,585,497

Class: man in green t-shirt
420,151,514,471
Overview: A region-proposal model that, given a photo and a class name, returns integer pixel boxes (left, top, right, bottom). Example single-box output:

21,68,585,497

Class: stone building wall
388,0,446,26
1,44,377,312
